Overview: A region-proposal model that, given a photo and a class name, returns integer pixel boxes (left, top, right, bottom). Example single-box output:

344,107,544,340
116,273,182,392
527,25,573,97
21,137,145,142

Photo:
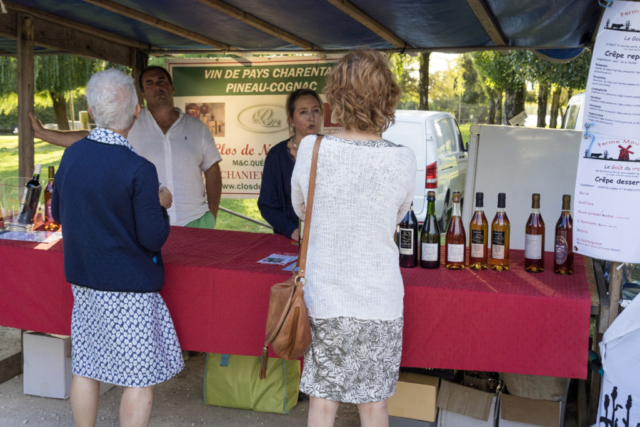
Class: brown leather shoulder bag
259,135,322,379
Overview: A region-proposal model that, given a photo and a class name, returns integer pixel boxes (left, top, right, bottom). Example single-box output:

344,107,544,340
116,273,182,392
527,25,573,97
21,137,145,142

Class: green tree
0,55,129,130
473,51,519,124
459,54,484,105
388,53,420,109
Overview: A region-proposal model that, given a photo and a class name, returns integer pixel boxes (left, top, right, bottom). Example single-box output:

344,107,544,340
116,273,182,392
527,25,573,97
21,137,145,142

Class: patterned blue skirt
71,285,184,388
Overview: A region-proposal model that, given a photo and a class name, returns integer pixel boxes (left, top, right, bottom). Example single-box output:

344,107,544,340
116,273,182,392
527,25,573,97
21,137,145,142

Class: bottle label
45,200,52,220
524,234,543,260
399,229,414,255
471,230,484,258
492,231,505,259
447,244,464,262
471,244,484,258
555,236,569,264
421,243,439,261
299,220,304,240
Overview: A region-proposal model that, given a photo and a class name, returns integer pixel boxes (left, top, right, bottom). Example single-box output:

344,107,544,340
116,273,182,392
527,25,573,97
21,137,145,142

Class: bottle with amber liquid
469,192,488,270
398,204,419,268
554,195,574,275
445,192,466,270
524,193,545,273
490,193,510,271
420,191,440,269
44,166,60,231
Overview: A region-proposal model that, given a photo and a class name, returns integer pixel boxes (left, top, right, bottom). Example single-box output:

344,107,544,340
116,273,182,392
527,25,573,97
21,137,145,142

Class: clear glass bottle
524,193,545,273
44,166,60,231
490,193,510,271
445,192,466,270
420,191,441,269
469,192,488,270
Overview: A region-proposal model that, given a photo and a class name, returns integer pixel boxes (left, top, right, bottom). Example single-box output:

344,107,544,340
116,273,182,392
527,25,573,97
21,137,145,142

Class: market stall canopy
0,0,601,60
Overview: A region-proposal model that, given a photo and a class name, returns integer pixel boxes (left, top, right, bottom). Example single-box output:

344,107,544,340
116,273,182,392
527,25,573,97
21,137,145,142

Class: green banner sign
172,63,334,97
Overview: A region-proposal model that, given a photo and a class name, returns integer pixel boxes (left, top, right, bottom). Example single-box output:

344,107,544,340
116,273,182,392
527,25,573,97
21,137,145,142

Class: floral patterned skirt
71,285,184,388
299,317,403,404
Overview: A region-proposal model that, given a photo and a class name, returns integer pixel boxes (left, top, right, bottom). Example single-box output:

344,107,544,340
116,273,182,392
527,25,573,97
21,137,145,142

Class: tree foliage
388,53,420,109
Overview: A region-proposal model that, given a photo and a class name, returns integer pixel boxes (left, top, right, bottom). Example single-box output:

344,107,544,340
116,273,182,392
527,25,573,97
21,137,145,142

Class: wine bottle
490,193,510,271
398,204,419,268
554,195,574,275
445,191,466,270
44,166,60,231
469,192,488,270
524,193,545,273
420,191,441,269
17,164,43,226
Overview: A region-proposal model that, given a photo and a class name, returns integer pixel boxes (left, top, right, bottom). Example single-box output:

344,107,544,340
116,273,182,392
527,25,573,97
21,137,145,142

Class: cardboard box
436,380,499,427
499,381,569,427
389,415,437,426
23,332,114,399
388,372,440,422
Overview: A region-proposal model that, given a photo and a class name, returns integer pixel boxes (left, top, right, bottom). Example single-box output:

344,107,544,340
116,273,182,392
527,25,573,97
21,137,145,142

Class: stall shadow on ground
0,352,582,426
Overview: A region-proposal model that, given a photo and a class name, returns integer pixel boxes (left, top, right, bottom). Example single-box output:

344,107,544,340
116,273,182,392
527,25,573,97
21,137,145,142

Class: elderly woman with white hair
51,68,183,427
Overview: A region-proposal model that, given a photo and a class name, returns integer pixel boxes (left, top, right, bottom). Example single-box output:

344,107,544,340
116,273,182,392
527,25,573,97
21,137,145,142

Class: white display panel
462,125,582,252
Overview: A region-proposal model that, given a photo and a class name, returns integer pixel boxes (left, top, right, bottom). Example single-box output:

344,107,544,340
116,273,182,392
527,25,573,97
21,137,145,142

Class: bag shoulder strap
297,135,322,280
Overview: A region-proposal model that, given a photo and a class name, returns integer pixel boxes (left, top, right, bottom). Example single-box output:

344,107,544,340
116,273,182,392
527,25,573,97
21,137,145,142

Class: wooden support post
130,48,148,107
17,13,34,179
608,262,622,326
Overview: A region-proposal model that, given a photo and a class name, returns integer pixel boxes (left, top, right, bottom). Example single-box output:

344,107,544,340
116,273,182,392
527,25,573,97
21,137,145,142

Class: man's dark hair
138,66,173,91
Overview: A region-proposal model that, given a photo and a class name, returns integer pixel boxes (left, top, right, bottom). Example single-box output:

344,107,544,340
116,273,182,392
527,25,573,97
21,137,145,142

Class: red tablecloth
0,226,591,379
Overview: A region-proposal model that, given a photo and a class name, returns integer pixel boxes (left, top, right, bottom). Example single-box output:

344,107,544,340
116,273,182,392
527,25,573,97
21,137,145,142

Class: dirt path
0,353,362,426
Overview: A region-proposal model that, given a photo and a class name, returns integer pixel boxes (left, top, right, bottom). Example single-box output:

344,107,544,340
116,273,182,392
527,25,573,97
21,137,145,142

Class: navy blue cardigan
258,139,298,238
52,138,171,292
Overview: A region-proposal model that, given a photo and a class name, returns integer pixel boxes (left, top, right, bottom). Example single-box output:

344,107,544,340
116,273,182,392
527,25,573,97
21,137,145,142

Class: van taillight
426,162,437,189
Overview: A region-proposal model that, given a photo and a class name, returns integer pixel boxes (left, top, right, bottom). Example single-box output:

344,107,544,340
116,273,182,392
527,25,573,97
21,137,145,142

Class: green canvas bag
204,353,300,414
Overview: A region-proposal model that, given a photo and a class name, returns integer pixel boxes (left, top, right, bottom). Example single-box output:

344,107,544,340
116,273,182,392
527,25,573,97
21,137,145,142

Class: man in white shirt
30,66,222,228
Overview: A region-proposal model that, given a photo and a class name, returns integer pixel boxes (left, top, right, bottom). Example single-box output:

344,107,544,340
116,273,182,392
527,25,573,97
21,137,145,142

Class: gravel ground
0,353,362,426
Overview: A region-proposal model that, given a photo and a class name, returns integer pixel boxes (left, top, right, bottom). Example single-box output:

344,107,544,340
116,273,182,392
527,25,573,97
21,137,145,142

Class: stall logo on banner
575,0,640,263
167,56,343,199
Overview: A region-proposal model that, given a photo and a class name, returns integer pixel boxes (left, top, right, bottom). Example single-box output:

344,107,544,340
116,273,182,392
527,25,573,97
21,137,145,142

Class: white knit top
291,134,416,320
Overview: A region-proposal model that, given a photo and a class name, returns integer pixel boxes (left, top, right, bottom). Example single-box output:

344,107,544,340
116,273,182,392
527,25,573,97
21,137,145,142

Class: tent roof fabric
4,0,601,59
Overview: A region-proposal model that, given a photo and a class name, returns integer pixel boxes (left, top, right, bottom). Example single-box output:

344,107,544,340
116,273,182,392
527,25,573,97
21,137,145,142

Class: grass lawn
459,123,471,146
0,136,271,234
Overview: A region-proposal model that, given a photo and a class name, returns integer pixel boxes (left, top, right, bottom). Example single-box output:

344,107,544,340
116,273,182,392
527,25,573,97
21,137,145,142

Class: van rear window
564,105,580,130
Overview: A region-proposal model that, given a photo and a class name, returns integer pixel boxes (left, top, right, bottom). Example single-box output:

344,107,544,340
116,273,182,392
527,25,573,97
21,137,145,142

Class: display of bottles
420,191,441,269
44,166,60,231
445,192,466,270
469,192,488,270
398,204,419,268
490,193,510,271
524,193,545,273
554,195,574,275
17,164,43,226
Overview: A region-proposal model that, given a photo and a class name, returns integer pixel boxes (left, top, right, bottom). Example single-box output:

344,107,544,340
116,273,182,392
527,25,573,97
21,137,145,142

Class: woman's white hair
85,68,138,131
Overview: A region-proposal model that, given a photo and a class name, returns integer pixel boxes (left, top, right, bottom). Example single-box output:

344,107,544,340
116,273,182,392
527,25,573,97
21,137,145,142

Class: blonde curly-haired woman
291,49,416,427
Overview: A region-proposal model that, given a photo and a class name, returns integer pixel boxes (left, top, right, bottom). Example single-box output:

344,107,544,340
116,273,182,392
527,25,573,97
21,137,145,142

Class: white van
383,110,468,227
562,93,584,130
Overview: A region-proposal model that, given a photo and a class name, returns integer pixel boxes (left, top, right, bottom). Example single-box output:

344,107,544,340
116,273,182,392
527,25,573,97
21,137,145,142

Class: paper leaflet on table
575,0,640,262
257,253,298,266
282,263,299,272
0,231,62,243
